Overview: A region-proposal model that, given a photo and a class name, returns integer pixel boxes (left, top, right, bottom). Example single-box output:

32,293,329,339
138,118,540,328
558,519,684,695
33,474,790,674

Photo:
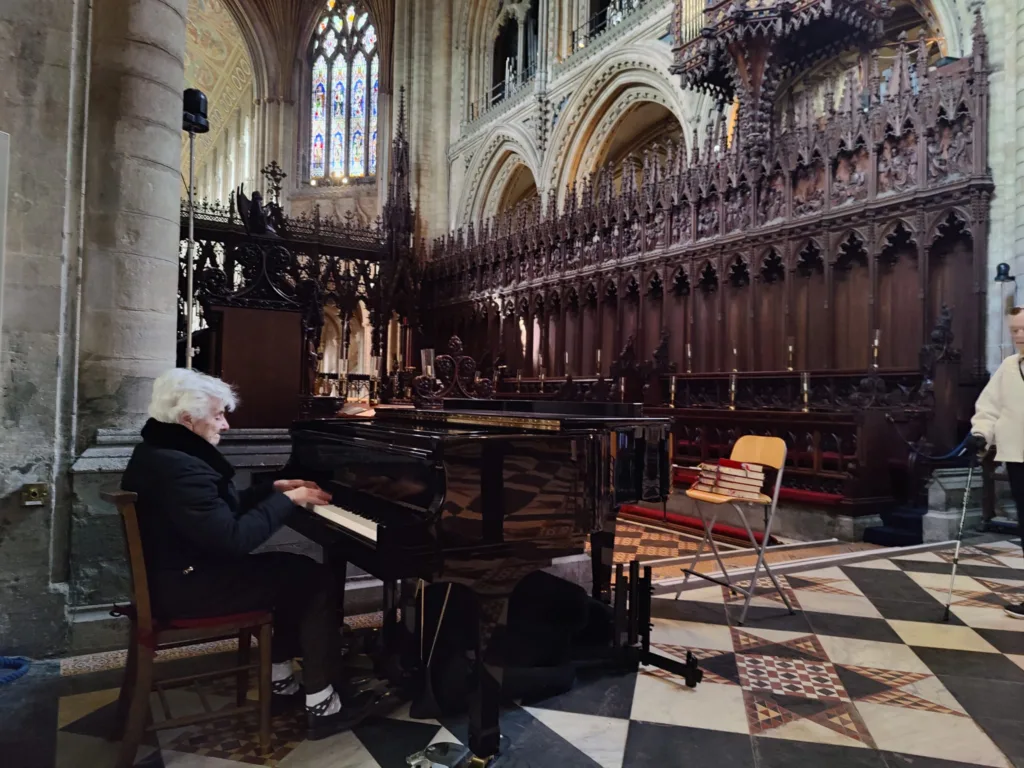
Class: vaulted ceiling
181,0,253,179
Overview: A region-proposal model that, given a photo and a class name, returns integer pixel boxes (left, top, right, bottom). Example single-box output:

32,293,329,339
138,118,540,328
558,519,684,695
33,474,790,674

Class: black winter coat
122,419,297,576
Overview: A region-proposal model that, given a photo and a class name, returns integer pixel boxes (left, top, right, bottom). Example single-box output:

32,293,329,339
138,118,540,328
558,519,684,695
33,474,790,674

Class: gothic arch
460,126,543,225
572,92,684,192
927,206,973,245
543,46,701,204
456,0,529,120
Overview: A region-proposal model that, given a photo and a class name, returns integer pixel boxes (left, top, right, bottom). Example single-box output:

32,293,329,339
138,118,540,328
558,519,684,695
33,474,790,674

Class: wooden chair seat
112,604,273,649
685,488,772,506
102,489,273,768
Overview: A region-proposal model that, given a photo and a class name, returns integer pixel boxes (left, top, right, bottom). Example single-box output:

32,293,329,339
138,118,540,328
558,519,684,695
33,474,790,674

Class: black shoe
1004,603,1024,620
306,687,402,741
271,675,303,714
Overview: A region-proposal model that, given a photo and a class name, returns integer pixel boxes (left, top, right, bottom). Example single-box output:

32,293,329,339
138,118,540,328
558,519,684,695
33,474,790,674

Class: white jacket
971,353,1024,463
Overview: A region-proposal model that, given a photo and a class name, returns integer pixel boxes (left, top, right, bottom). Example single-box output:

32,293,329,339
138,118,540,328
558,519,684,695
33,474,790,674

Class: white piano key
309,503,378,543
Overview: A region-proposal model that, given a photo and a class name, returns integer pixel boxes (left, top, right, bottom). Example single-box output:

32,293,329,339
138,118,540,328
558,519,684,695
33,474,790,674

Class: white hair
148,368,238,423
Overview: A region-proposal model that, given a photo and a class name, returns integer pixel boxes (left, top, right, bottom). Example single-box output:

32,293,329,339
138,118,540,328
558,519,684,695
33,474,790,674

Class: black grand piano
283,398,672,763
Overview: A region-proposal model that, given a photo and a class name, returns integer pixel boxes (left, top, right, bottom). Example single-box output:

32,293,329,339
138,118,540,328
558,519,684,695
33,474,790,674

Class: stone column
516,18,526,82
78,0,188,445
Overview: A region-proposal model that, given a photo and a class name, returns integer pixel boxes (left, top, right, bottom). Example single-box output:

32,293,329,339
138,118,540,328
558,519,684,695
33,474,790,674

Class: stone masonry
0,0,186,656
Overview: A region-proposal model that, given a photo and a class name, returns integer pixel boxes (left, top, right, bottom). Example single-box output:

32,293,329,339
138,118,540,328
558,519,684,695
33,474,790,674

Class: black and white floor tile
8,537,1023,768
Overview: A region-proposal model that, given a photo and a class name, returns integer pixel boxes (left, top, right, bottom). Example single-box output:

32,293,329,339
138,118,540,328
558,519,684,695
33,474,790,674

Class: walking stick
942,453,978,623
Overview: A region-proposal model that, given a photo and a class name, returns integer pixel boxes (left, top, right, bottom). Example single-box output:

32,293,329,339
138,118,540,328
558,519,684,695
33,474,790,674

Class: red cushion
619,504,773,545
671,466,844,507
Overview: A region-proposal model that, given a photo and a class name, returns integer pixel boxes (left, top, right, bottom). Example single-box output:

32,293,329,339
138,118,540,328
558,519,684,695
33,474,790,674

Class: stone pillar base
923,467,985,543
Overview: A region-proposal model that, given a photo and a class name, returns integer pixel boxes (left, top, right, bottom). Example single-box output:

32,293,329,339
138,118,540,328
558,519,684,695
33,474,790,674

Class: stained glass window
369,55,379,176
310,55,328,178
309,1,380,183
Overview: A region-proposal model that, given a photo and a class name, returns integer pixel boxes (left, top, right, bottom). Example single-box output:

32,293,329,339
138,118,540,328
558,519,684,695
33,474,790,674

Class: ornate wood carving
425,25,992,380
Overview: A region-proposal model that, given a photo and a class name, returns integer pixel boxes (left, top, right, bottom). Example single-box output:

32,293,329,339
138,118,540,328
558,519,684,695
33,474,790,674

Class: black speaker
183,88,210,133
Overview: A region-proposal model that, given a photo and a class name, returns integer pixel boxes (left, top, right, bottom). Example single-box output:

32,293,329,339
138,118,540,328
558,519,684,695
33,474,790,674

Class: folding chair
674,435,794,625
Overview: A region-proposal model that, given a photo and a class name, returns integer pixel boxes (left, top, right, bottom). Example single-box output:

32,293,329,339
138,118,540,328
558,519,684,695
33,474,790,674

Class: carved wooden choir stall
419,5,992,525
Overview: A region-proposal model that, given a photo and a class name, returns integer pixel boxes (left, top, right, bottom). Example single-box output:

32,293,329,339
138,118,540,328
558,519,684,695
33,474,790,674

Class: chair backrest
101,489,154,633
730,435,787,470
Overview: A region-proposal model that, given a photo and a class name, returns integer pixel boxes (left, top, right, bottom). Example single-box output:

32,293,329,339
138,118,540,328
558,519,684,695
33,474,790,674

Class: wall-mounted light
995,263,1018,356
995,262,1017,305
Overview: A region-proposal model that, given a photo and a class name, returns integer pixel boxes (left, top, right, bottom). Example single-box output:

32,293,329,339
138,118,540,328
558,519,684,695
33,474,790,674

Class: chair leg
236,629,251,707
675,504,713,600
737,503,793,626
116,646,154,768
111,625,139,741
257,623,272,754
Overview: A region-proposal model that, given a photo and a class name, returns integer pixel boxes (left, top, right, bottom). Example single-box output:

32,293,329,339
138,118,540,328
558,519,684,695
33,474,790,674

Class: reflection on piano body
283,398,671,760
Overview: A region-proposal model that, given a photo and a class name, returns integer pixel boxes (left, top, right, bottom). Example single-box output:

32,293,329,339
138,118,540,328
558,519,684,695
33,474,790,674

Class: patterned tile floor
4,537,1023,768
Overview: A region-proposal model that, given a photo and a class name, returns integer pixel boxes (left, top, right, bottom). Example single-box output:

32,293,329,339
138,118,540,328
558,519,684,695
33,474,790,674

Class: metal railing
570,0,648,53
466,58,538,123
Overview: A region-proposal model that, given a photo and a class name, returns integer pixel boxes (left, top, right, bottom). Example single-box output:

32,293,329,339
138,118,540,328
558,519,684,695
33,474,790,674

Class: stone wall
0,0,187,657
0,0,90,657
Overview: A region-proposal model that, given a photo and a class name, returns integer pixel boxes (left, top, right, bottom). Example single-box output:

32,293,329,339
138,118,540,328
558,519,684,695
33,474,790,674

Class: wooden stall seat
101,490,273,768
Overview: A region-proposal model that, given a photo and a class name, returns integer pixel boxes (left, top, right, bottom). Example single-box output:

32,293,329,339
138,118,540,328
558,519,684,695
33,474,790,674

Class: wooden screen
210,306,303,429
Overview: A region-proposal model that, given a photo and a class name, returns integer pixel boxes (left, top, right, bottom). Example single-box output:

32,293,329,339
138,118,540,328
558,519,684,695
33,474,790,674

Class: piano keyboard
309,503,378,543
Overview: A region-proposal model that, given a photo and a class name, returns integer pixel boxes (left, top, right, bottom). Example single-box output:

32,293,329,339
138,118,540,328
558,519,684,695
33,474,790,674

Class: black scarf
140,418,235,480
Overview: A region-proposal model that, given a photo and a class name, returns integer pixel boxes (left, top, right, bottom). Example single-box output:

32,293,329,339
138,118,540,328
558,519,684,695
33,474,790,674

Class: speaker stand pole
185,128,196,369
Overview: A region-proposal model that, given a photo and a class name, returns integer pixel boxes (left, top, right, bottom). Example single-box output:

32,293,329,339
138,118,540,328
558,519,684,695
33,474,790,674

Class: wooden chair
674,435,795,625
102,490,273,768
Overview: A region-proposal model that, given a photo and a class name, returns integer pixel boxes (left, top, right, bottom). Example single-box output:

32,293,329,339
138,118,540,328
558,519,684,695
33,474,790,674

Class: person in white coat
969,306,1024,619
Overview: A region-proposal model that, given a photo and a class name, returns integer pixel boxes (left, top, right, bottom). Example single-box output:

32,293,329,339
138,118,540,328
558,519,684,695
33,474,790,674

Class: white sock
306,684,341,715
271,661,300,695
271,661,293,682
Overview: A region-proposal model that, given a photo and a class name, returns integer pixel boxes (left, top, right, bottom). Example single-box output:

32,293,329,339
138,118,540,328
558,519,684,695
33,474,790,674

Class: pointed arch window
310,0,380,184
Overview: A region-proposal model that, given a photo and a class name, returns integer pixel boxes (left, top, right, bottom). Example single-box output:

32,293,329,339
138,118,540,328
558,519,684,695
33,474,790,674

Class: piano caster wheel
406,738,506,767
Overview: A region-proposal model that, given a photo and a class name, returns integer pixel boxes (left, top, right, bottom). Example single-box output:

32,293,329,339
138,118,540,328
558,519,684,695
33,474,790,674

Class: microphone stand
185,128,196,369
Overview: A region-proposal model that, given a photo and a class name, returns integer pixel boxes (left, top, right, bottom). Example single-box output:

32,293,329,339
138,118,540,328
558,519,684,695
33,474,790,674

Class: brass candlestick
872,329,881,371
539,368,546,392
729,372,737,411
686,342,693,374
801,372,810,413
732,347,739,373
369,355,380,406
516,371,522,393
669,375,677,408
786,336,795,372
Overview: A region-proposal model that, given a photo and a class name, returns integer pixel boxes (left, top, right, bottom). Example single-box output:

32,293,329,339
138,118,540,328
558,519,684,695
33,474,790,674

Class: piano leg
382,580,399,652
590,529,616,603
468,593,505,762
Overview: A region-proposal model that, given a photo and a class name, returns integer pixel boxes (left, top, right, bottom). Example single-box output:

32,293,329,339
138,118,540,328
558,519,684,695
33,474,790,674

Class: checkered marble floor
23,537,1024,768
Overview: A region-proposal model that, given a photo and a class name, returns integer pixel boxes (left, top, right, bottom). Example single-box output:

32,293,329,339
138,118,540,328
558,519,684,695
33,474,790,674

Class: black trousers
1002,463,1024,558
151,552,341,693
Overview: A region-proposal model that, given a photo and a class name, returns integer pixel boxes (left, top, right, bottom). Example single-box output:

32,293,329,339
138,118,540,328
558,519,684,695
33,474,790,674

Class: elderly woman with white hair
122,368,380,740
